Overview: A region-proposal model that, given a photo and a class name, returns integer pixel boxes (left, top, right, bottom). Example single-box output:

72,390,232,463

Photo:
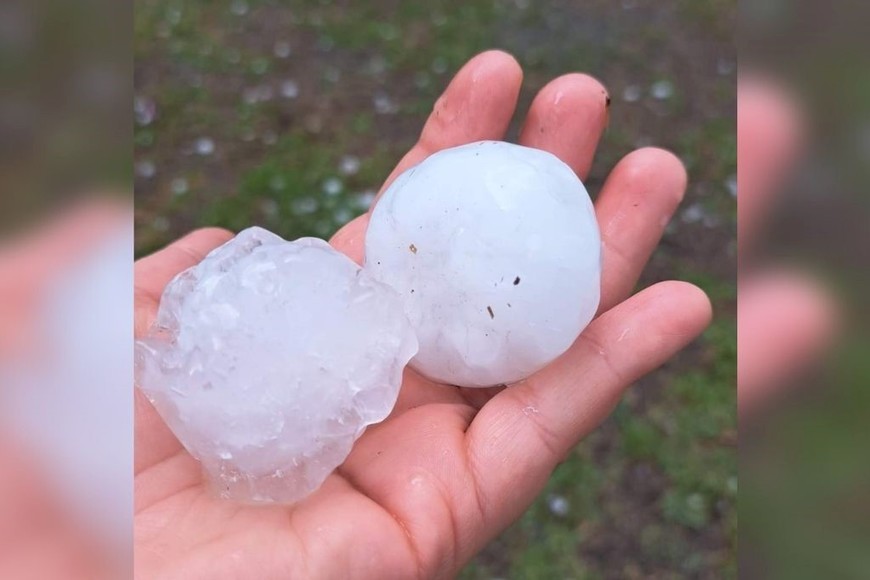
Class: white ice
365,141,601,387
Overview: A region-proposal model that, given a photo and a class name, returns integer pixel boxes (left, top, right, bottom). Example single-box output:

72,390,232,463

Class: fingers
465,281,711,535
518,73,610,179
329,213,369,265
594,147,687,313
515,74,681,313
374,50,523,204
738,76,802,253
736,79,835,415
0,200,128,356
738,270,836,413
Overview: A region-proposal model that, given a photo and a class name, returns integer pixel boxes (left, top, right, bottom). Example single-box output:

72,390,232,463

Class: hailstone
135,227,417,504
365,141,601,388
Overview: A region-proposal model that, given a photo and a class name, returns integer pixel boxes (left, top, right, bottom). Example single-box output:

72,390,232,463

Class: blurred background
0,0,131,577
740,2,870,579
135,1,737,577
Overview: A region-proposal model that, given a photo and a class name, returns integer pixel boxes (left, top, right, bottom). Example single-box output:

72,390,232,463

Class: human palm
134,51,711,579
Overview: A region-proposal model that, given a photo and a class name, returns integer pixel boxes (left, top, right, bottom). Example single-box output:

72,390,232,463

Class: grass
740,332,870,579
197,130,393,239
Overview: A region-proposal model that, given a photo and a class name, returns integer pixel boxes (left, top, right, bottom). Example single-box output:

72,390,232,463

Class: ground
135,0,736,577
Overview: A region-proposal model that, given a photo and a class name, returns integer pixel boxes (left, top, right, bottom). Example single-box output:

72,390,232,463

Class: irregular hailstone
365,141,601,388
135,227,417,503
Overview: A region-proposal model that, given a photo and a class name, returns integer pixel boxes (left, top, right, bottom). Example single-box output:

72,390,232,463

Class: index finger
373,50,523,205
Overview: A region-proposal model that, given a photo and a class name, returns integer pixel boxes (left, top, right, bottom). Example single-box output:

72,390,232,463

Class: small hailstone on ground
170,177,188,196
323,176,343,196
194,137,214,156
356,189,377,210
650,79,675,100
622,84,642,103
280,80,299,99
135,159,156,179
259,198,279,218
339,155,361,176
134,96,156,126
165,5,182,25
273,41,292,59
547,494,571,517
725,174,737,198
244,85,275,105
681,202,707,224
334,206,353,225
291,196,318,215
135,228,417,503
365,141,601,388
373,92,398,114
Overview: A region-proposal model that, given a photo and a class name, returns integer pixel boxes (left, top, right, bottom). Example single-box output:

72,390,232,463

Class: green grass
198,130,393,239
741,332,870,579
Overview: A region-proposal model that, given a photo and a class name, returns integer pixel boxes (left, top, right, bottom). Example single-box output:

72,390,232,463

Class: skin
0,201,128,579
134,51,712,579
736,76,836,414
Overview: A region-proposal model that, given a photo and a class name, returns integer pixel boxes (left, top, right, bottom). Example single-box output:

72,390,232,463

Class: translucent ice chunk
136,227,417,503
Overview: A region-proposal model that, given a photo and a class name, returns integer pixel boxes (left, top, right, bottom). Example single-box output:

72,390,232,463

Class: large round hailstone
365,141,601,388
135,227,417,504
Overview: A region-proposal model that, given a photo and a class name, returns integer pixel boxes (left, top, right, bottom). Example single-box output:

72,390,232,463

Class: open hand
134,50,711,579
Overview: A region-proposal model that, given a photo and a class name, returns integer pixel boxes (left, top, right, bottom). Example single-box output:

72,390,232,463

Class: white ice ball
135,227,417,503
365,141,601,388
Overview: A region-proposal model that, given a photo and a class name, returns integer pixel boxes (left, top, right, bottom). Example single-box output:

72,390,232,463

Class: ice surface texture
135,227,417,503
365,141,601,387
